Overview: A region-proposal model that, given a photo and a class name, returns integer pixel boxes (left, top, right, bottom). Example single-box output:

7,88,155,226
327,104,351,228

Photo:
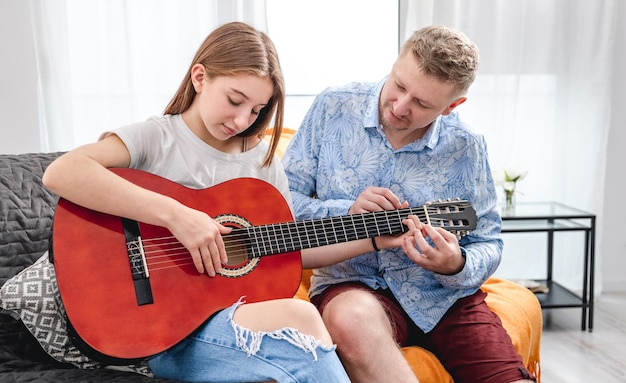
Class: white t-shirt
105,114,293,212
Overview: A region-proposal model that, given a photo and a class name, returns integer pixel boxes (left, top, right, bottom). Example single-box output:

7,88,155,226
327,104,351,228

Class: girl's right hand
167,205,233,277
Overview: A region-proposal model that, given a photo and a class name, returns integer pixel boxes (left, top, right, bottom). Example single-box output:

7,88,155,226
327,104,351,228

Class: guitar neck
235,207,430,258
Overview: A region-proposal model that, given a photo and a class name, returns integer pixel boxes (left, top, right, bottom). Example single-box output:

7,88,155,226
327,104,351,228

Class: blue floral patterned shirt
282,79,503,332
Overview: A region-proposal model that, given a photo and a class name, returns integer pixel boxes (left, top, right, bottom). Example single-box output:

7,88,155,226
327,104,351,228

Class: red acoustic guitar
51,168,476,364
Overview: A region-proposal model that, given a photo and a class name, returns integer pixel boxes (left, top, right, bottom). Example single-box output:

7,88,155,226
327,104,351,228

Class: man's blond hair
400,25,480,96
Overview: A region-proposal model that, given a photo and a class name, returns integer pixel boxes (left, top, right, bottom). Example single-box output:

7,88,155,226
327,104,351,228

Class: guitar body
52,168,301,362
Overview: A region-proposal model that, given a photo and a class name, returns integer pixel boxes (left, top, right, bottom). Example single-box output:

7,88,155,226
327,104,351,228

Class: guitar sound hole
213,213,254,271
225,239,248,266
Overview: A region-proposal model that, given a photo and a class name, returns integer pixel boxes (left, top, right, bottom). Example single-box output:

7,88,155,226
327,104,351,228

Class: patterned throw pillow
0,252,150,375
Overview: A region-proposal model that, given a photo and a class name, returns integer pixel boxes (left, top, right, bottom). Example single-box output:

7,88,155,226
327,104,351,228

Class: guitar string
138,222,469,273
131,211,469,274
138,210,464,260
137,212,468,267
138,204,463,253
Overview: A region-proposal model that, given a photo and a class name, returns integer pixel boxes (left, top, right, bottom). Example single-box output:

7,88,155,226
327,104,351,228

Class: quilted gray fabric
0,152,61,285
0,152,176,382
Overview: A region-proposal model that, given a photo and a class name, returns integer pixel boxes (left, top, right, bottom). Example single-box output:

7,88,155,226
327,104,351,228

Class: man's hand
400,215,466,275
349,186,409,214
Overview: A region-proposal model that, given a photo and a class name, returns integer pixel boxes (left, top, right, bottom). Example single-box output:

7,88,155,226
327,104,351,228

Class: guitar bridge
122,218,154,306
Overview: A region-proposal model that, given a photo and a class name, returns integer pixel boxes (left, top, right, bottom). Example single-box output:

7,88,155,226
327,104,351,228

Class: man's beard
380,100,413,130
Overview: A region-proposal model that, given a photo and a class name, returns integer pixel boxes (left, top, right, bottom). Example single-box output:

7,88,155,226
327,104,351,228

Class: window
266,0,398,128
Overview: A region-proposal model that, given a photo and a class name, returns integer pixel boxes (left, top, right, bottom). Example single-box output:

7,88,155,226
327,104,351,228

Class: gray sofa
0,152,176,382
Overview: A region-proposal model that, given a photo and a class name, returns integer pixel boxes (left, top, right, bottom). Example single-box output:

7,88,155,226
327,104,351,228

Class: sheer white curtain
29,0,397,147
401,0,615,291
30,0,266,150
30,0,615,292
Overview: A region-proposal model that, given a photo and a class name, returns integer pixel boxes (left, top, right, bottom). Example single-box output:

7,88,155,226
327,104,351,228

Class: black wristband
371,237,380,252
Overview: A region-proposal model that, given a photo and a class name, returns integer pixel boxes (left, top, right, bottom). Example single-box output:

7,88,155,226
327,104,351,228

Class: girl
42,21,351,383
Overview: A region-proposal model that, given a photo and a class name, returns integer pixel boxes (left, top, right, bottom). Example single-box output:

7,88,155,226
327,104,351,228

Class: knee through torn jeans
147,300,350,383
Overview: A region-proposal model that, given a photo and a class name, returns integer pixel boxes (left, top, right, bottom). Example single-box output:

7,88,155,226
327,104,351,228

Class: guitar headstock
423,199,477,238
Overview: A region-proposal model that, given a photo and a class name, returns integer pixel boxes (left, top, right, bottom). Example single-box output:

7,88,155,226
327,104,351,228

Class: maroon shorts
311,282,536,383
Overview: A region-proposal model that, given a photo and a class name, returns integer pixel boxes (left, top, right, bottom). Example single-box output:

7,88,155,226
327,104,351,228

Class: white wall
1,1,626,292
0,0,40,154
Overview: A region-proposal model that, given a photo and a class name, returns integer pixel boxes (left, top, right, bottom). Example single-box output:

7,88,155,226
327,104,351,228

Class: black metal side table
500,201,596,331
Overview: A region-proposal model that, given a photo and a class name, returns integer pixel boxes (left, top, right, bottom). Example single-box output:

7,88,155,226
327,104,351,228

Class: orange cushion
263,127,296,159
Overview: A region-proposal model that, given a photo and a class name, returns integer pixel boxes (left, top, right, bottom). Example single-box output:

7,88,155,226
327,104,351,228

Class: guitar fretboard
234,204,473,258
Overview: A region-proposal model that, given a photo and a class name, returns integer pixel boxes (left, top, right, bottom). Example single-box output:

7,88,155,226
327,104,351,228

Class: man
282,25,536,383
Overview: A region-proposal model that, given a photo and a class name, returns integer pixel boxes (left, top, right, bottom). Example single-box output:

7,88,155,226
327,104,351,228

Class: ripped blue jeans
147,301,350,383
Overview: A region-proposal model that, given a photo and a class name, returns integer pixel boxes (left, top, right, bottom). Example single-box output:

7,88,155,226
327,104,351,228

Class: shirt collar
362,78,386,130
419,116,441,150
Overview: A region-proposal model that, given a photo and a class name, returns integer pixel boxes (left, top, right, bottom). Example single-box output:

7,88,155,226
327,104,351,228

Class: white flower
493,170,507,186
502,180,516,192
493,167,528,196
504,168,528,183
493,168,528,186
